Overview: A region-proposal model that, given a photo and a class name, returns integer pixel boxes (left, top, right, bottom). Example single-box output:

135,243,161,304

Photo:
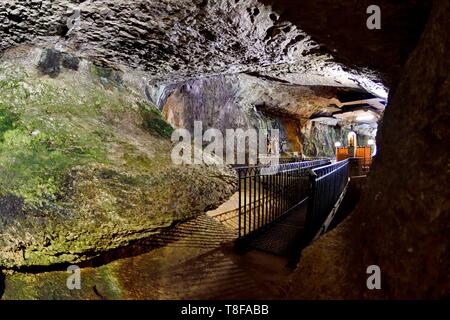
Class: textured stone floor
244,202,307,257
2,214,293,300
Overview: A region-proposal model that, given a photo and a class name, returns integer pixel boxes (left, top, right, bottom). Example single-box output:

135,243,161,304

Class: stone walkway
2,214,294,300
244,200,307,257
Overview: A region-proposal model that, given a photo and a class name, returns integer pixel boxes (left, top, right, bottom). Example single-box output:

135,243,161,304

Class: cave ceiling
0,0,431,131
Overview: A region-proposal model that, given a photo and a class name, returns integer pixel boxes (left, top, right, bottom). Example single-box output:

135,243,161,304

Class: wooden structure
336,146,372,167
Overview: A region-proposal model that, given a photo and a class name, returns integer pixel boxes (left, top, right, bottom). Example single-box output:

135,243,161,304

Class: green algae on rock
0,55,236,270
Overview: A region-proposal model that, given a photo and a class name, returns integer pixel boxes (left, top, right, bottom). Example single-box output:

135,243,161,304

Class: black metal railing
237,159,330,239
258,156,300,165
304,159,350,242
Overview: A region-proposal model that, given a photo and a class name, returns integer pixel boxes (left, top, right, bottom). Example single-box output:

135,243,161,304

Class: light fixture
367,139,375,146
347,131,357,147
356,114,375,122
334,142,342,148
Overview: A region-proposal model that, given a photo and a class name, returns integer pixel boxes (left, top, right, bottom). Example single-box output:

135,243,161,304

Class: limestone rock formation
263,0,432,86
301,122,350,158
0,0,385,93
0,0,391,160
160,74,375,157
0,47,236,269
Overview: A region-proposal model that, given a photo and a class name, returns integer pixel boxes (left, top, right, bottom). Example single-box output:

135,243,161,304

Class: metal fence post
304,169,317,243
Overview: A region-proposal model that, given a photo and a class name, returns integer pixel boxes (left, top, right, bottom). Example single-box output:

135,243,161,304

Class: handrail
312,159,349,181
304,159,350,243
236,158,330,172
236,159,331,239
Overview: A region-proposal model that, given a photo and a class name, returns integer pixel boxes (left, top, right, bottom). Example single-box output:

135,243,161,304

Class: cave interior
0,0,448,300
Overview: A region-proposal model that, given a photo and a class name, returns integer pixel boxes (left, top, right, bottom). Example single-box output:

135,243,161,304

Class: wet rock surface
0,48,236,270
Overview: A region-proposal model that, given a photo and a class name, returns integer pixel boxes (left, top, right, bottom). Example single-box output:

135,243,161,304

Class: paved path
3,214,293,300
244,200,307,257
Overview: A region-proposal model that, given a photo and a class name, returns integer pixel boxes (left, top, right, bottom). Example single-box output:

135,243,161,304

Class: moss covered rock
0,52,236,270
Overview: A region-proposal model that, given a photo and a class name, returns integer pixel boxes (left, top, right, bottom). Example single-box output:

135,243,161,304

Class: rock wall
0,0,444,299
289,0,450,299
162,75,253,133
161,74,374,157
161,75,304,157
262,0,431,86
301,122,349,158
301,121,371,158
0,0,385,95
0,47,236,270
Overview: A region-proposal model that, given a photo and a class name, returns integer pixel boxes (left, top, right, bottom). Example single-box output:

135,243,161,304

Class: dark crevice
0,220,188,274
93,285,107,300
200,28,217,42
283,34,306,55
8,13,23,23
59,24,70,38
244,71,291,84
263,25,277,41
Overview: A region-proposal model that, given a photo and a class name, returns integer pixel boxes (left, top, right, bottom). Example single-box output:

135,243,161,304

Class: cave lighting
334,142,342,148
356,114,375,121
347,131,357,147
367,139,377,157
